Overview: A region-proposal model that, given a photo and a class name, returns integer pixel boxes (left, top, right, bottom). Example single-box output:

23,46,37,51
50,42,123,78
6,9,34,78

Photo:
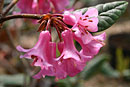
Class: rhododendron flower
72,27,106,57
74,29,106,57
63,8,98,32
56,30,92,77
63,8,98,44
17,0,70,14
17,7,106,80
17,31,67,79
17,31,54,67
63,8,105,57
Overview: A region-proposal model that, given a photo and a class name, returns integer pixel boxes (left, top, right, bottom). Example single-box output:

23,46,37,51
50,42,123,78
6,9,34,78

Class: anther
83,18,87,21
85,26,88,28
88,20,93,22
31,55,37,59
85,15,89,17
80,17,82,20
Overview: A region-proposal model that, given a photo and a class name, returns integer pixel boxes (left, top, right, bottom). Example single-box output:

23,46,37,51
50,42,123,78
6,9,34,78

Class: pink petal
73,26,93,44
79,17,98,32
63,11,76,26
80,33,106,56
16,45,31,52
17,0,51,14
59,30,81,61
94,32,106,41
37,0,51,14
84,8,98,17
50,0,69,13
58,42,64,53
17,0,33,13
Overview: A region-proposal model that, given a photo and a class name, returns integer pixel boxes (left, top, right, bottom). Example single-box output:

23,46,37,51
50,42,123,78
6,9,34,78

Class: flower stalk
0,0,4,14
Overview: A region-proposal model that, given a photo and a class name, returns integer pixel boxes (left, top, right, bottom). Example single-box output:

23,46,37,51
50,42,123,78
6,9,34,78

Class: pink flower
74,30,106,57
72,27,106,57
56,30,91,77
33,42,67,80
63,8,106,57
16,31,55,67
63,8,98,32
17,30,68,79
17,0,70,14
63,8,99,49
50,0,69,13
80,33,106,56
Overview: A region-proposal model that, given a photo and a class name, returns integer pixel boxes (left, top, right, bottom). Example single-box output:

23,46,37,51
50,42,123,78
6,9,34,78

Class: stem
3,0,19,16
0,0,4,14
0,14,43,23
0,0,4,29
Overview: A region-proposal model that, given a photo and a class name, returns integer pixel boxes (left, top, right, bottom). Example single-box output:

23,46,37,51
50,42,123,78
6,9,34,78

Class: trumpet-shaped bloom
17,0,69,14
80,33,106,56
56,30,91,77
33,42,67,80
17,30,68,79
17,31,54,67
72,27,106,57
63,7,105,58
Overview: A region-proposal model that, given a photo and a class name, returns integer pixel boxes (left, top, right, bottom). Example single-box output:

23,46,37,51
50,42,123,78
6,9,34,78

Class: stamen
31,55,37,59
46,19,51,30
85,26,88,28
31,55,38,66
93,38,106,46
37,15,46,23
55,18,67,30
88,20,93,22
37,20,47,32
53,22,62,42
56,19,66,26
85,15,89,17
78,23,89,30
31,57,38,66
84,29,88,34
55,21,64,31
81,32,84,35
83,18,87,21
80,17,82,20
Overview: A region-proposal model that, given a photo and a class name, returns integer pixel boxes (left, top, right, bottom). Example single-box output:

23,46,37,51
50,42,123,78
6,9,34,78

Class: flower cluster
17,8,106,80
17,0,70,14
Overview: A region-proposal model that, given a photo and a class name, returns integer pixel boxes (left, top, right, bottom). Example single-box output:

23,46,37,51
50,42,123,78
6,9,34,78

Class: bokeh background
0,0,130,87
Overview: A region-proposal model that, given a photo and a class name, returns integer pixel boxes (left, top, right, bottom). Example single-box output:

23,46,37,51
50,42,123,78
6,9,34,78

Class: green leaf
80,54,108,80
73,1,128,32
